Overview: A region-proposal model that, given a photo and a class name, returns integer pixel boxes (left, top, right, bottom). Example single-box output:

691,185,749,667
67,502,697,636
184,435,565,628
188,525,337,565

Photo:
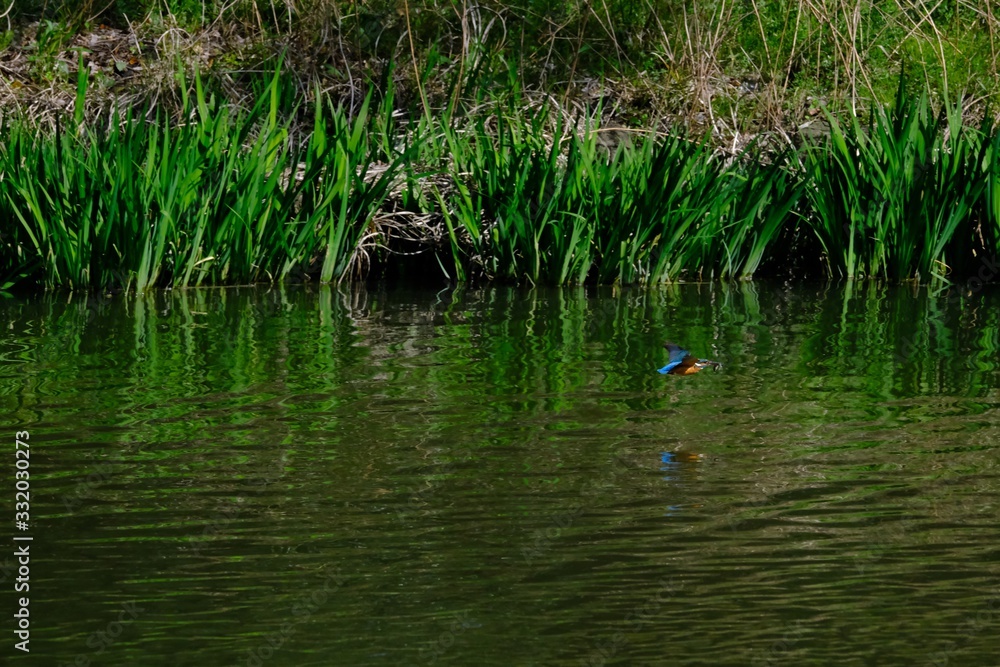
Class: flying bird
657,342,721,375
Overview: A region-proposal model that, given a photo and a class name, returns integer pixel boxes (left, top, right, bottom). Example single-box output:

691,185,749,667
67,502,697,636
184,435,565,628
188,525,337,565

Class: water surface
2,283,999,666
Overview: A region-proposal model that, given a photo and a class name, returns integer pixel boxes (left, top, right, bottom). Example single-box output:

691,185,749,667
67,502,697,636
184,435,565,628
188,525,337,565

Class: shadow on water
1,282,999,666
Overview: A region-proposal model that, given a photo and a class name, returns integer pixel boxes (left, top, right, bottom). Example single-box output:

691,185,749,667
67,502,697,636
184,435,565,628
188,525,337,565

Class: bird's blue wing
657,360,683,374
658,343,690,374
664,343,689,362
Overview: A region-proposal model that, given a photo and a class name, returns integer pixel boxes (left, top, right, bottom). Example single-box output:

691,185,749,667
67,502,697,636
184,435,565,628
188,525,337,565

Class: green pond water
2,283,999,666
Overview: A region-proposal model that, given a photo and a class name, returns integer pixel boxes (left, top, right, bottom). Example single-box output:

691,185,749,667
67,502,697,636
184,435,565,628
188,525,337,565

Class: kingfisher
657,342,722,375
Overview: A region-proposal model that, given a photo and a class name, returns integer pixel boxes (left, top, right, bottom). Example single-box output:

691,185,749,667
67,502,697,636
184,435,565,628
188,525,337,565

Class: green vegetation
2,65,1000,292
803,80,992,281
0,69,400,290
439,112,799,284
5,4,1000,290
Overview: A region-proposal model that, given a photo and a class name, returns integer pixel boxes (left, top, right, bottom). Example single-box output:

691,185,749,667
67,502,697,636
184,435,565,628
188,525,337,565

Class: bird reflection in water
660,451,705,481
660,450,705,515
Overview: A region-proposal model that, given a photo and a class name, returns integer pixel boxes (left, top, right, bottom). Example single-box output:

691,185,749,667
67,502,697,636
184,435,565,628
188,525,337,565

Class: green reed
6,71,1000,292
802,80,989,281
0,68,400,291
981,130,1000,261
436,108,801,286
439,109,598,285
593,137,801,283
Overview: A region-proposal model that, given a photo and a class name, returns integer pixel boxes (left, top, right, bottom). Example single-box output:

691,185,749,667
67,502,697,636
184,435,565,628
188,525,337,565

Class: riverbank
3,4,1000,292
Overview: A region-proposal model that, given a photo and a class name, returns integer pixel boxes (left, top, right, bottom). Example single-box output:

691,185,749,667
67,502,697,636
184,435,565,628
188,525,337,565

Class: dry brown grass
5,1,1000,145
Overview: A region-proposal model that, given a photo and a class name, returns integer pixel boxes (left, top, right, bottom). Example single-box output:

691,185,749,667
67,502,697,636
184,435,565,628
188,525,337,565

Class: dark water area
1,283,999,666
